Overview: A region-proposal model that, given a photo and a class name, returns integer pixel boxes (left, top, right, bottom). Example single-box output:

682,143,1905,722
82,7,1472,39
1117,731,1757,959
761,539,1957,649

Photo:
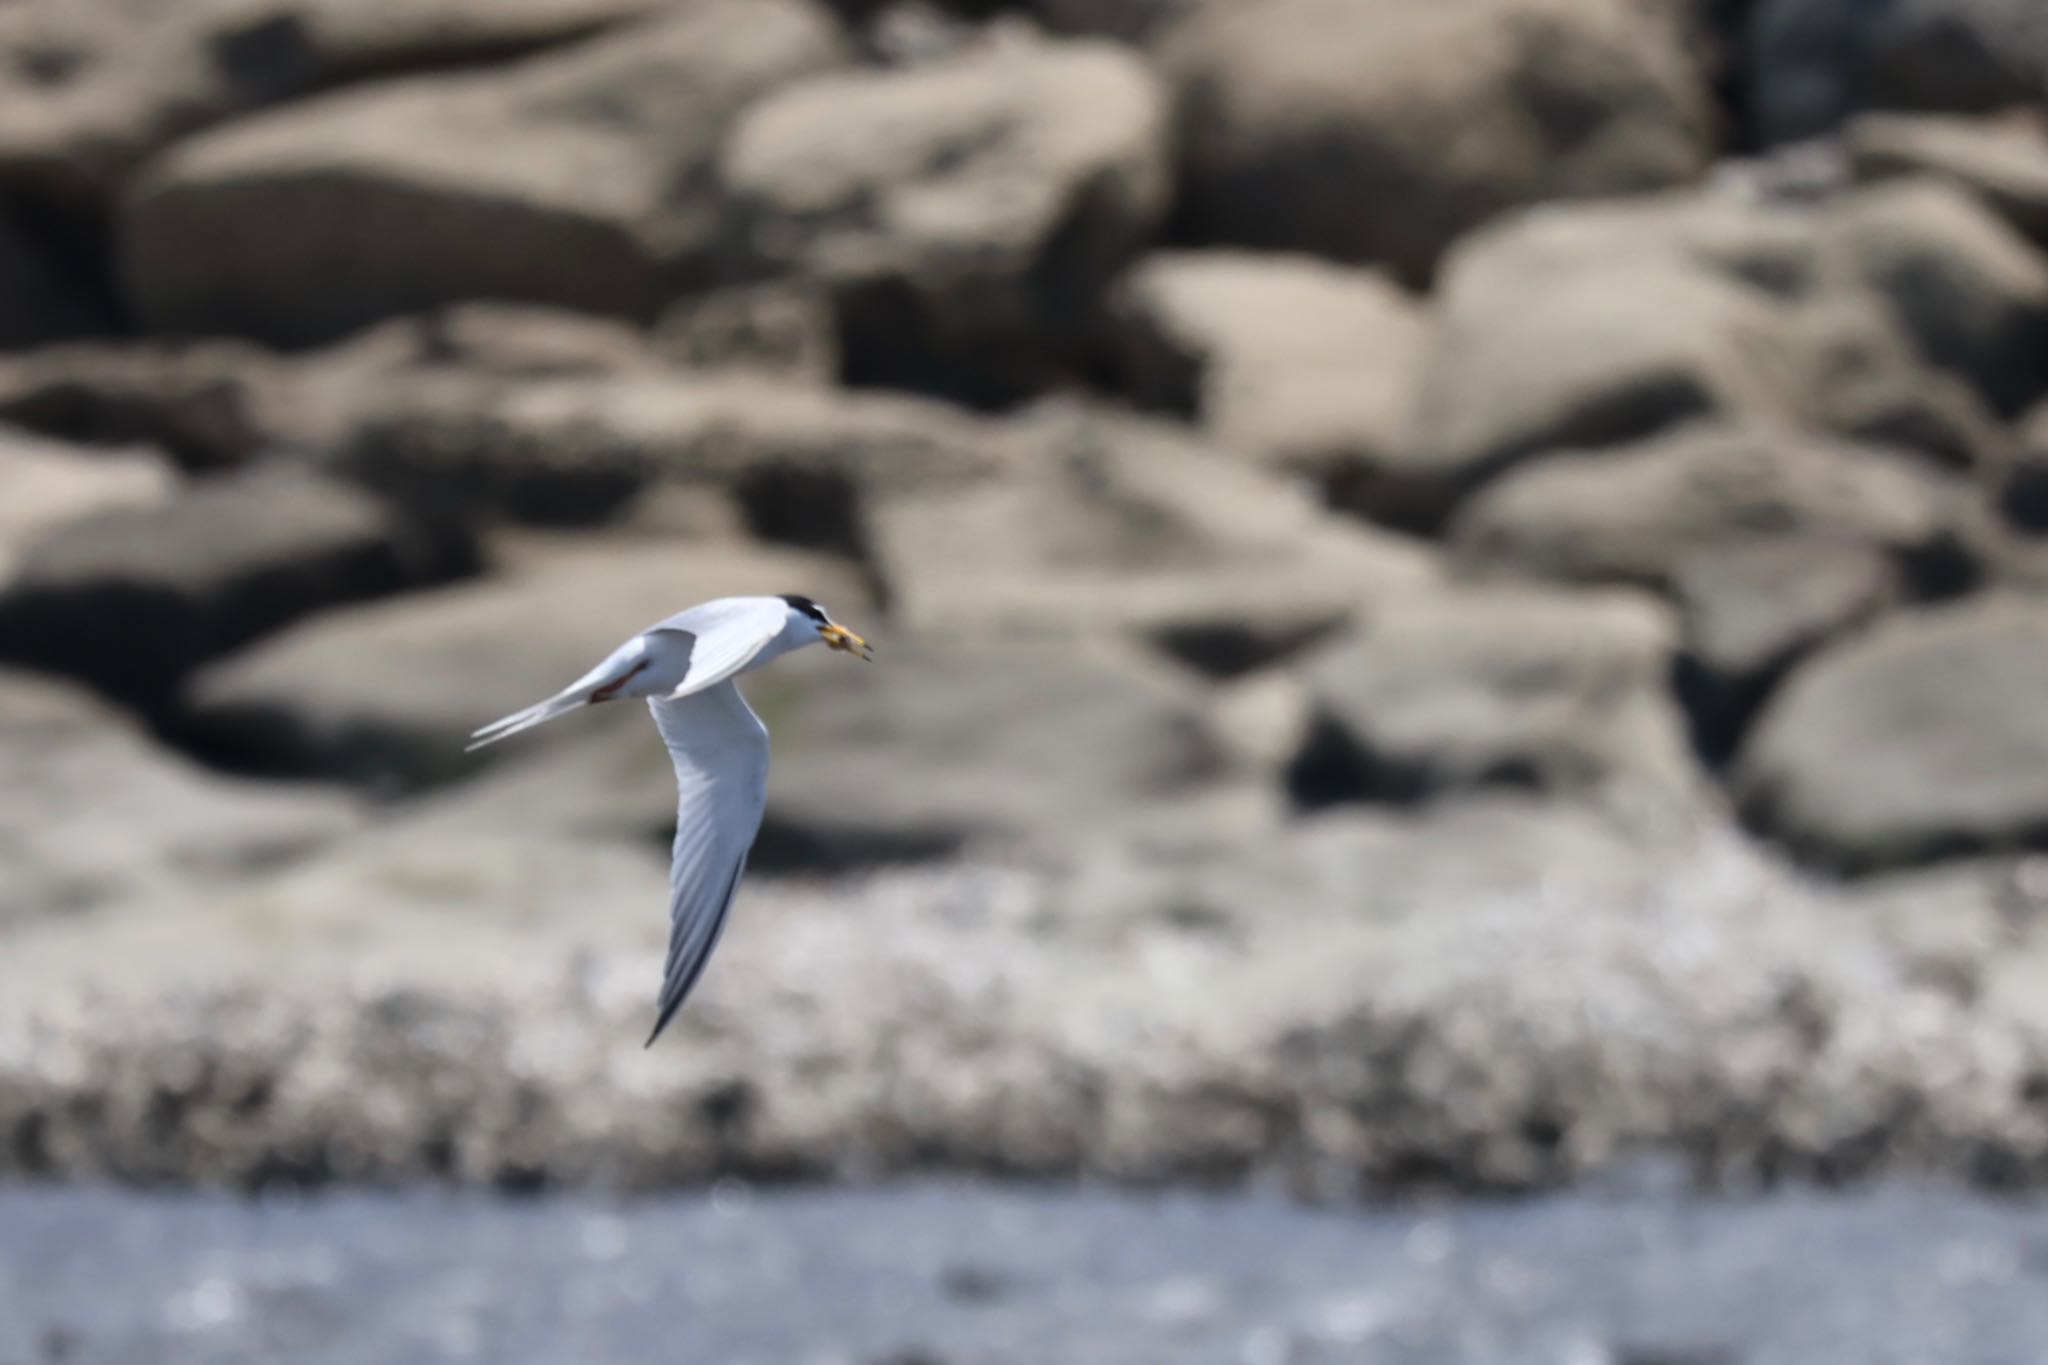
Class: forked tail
465,692,592,751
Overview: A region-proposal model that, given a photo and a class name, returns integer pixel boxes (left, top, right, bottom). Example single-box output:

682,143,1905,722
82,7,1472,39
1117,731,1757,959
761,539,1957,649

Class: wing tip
643,1014,673,1049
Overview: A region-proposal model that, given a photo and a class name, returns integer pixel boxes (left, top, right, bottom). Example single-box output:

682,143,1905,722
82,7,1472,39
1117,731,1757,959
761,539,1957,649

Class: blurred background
6,0,2048,1360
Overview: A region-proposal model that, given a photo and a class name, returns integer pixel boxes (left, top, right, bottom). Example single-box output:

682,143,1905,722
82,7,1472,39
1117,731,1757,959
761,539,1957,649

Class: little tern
467,594,871,1045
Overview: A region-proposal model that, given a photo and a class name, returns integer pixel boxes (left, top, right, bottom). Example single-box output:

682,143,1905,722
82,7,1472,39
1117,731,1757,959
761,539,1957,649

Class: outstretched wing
643,678,771,1046
651,597,790,699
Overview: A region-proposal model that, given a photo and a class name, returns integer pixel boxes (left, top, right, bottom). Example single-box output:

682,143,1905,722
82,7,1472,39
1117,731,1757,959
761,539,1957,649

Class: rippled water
4,1178,2047,1364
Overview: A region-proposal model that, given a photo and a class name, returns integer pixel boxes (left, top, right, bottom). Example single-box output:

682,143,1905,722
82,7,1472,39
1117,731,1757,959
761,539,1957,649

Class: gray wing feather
643,679,770,1045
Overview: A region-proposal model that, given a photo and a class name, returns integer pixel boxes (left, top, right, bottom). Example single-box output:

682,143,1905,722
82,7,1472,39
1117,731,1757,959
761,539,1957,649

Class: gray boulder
0,427,173,585
1404,182,2048,523
1164,0,1713,284
0,0,670,220
1104,251,1427,511
121,0,847,343
1849,111,2048,250
1737,596,2048,871
180,542,870,789
1750,0,2048,145
0,467,475,709
1449,423,1972,592
1405,234,1802,526
1822,177,2048,416
0,341,286,471
721,34,1170,402
336,370,1004,539
206,0,671,87
0,307,660,475
1998,399,2048,531
1674,535,1901,762
871,404,1441,675
1292,585,1696,805
0,668,363,928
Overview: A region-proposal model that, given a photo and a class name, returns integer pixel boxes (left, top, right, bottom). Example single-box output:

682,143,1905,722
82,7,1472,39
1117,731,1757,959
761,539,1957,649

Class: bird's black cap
779,594,828,623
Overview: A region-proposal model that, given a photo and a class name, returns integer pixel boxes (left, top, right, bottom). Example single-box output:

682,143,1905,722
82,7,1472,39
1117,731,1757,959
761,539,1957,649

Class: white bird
466,594,871,1046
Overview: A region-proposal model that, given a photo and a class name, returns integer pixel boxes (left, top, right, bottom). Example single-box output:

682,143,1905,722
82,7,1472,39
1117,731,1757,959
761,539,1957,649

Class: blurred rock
122,0,848,344
1405,228,1801,527
1749,0,2048,145
1848,111,2048,249
0,340,285,470
0,668,363,928
653,282,839,383
336,370,1003,536
0,467,475,710
0,426,174,583
1674,536,1900,762
722,35,1169,404
760,640,1233,866
1104,251,1426,510
872,404,1441,673
0,0,669,224
1998,400,2048,532
1291,586,1696,806
1405,181,2048,522
179,542,869,789
207,0,671,88
1798,299,2018,474
1737,596,2048,872
1822,178,2048,417
1449,423,1972,592
1165,0,1713,285
0,304,661,474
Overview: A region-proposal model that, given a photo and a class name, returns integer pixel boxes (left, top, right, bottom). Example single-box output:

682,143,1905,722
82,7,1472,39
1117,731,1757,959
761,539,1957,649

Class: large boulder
0,427,174,584
0,668,363,929
0,467,475,710
178,542,870,789
1998,398,2048,531
121,0,848,344
1104,251,1427,509
1848,111,2048,250
1291,585,1696,805
0,305,661,474
871,404,1442,675
1821,177,2048,416
335,370,1004,538
0,0,669,222
1449,423,1972,592
1402,181,2047,525
1404,238,1803,527
1164,0,1713,285
1674,535,1901,762
720,34,1170,403
206,0,671,87
1749,0,2048,145
0,340,286,471
1736,596,2048,871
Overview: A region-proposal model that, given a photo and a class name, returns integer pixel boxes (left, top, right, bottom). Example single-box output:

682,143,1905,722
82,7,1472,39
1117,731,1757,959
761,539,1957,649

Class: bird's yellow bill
821,624,873,660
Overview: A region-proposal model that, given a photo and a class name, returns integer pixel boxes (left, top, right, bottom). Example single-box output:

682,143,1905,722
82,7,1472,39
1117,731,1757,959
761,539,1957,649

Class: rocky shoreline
7,0,2048,1199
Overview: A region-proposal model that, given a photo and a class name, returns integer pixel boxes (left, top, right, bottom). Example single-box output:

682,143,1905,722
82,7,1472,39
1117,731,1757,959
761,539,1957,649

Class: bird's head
779,594,872,660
